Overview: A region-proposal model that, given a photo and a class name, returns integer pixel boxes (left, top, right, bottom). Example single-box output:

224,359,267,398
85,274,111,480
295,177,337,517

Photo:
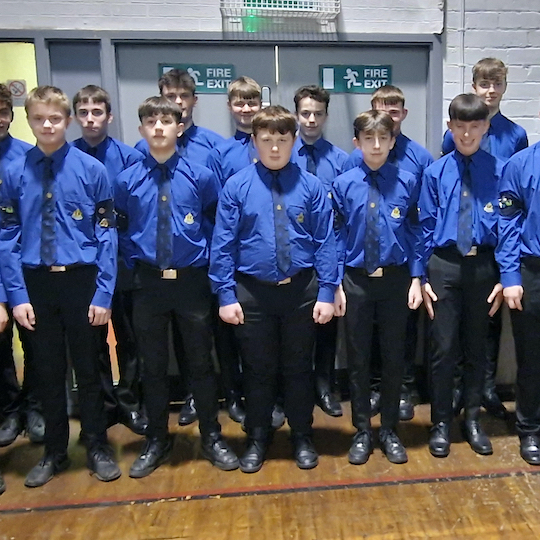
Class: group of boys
1,55,540,497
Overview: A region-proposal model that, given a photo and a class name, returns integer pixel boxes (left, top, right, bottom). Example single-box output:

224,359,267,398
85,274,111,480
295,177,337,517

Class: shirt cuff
317,283,336,304
218,288,238,307
91,290,113,310
500,271,522,288
9,288,30,308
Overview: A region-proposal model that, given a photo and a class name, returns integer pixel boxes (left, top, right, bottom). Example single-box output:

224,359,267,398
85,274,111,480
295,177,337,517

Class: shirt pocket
63,197,95,237
287,204,309,232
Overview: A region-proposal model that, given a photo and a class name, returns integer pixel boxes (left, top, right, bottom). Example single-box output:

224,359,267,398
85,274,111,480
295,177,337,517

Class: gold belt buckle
277,277,292,285
50,265,66,272
161,269,177,280
465,246,478,257
368,267,383,278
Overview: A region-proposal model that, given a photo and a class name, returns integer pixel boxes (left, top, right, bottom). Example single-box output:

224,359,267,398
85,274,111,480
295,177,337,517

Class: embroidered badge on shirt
391,207,401,219
184,212,194,225
297,212,304,224
484,202,494,213
72,209,83,220
327,192,332,199
99,218,109,228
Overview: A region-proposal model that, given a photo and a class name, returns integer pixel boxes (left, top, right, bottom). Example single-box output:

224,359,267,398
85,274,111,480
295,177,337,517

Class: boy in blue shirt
0,276,9,495
291,85,348,418
0,86,121,487
420,94,503,458
0,83,45,447
115,96,238,478
333,110,423,465
210,106,340,473
72,85,147,436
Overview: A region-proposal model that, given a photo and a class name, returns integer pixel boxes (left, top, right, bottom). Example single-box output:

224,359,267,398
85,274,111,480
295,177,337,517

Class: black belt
434,245,494,259
136,261,191,280
236,268,313,286
24,263,89,273
346,264,407,278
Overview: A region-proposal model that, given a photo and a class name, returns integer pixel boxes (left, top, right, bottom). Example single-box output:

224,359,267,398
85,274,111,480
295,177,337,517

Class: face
296,97,328,143
139,113,183,154
228,95,261,132
253,129,296,171
74,99,112,145
161,85,197,123
354,130,395,170
27,102,71,154
472,79,507,111
0,101,13,141
447,119,489,156
372,101,407,135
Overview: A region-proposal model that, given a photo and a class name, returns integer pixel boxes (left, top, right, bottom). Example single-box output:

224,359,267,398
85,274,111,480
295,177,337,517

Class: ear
447,120,452,131
65,115,72,128
389,135,396,150
401,108,408,121
138,124,145,137
107,114,114,125
177,122,185,138
353,136,361,150
193,95,199,106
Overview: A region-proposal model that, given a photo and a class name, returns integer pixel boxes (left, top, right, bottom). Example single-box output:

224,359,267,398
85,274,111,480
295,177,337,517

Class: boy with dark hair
291,84,348,418
497,128,540,465
333,110,423,465
420,94,503,458
0,85,121,487
210,106,340,473
0,83,45,447
344,84,433,420
72,84,147,436
135,69,224,165
114,96,238,478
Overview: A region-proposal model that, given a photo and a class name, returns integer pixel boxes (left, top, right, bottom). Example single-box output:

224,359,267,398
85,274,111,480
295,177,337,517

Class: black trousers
314,317,338,390
428,248,498,424
23,265,108,454
132,265,219,441
344,265,410,432
510,259,540,437
234,269,317,435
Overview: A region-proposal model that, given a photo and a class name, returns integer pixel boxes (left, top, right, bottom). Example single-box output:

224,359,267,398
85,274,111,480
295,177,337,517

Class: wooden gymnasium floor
1,400,540,540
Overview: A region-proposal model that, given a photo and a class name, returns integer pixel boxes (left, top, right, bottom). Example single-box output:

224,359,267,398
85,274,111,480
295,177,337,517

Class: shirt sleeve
199,167,222,242
331,179,347,281
113,172,136,270
92,167,118,309
516,128,529,154
418,168,439,280
209,183,241,306
405,177,424,278
496,158,525,288
441,130,455,156
206,148,225,187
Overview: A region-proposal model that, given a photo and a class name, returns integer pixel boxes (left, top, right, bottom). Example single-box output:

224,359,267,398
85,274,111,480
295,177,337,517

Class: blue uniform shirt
209,161,339,307
344,133,434,180
206,130,258,186
114,152,220,270
135,124,224,166
333,160,423,279
0,135,33,303
0,143,118,309
419,149,503,276
72,136,144,182
496,142,540,288
291,137,348,192
442,112,528,161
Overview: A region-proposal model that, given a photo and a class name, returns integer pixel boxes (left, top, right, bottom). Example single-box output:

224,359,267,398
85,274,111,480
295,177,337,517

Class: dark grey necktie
457,157,473,256
40,157,56,266
156,164,173,269
305,145,317,176
271,172,291,274
364,170,380,274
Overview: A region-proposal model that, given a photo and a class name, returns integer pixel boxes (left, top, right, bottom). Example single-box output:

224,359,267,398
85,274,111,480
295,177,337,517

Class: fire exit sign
159,64,236,94
319,65,392,94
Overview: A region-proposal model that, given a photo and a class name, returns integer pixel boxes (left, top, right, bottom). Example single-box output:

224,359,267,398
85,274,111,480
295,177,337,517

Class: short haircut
73,85,112,115
158,69,196,95
252,105,297,137
138,96,183,123
228,76,261,101
353,110,395,139
0,84,13,113
293,85,330,113
370,85,405,108
25,86,71,116
472,58,508,84
448,93,489,122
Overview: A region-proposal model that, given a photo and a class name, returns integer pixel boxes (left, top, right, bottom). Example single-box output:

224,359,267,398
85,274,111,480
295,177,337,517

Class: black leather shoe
26,410,45,444
271,404,285,430
462,420,493,455
348,430,373,465
0,472,5,495
482,391,508,420
239,435,268,473
317,392,343,417
87,443,122,482
429,422,451,457
0,414,23,447
121,410,148,436
201,433,239,471
370,391,381,417
129,436,173,478
520,435,540,465
291,433,319,469
399,393,414,422
178,395,197,426
25,452,70,488
380,428,408,464
227,398,246,424
452,386,464,417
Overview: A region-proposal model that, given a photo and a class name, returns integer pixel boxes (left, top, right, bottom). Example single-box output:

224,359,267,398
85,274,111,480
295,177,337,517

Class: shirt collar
0,134,13,158
234,130,251,143
256,161,293,185
79,136,110,156
147,152,180,177
34,142,70,168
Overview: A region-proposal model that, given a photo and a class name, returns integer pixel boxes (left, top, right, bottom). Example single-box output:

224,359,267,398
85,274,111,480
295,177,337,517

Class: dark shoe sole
470,445,493,456
383,451,408,464
239,461,264,473
129,448,172,479
296,457,319,469
429,446,450,458
201,448,239,471
24,458,70,488
348,450,372,465
520,453,540,466
90,465,122,482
